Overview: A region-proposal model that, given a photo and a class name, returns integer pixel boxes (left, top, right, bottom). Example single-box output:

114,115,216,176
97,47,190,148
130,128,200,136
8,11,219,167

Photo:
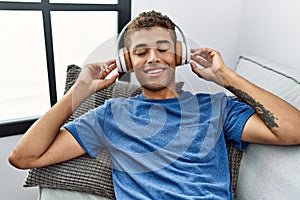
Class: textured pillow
23,65,184,199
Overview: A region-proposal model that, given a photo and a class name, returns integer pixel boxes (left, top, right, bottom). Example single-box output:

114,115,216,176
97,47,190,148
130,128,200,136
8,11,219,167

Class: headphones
116,23,190,73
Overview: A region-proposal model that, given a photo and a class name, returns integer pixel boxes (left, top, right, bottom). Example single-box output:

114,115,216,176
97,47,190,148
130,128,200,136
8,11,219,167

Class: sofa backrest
235,55,299,109
235,55,300,200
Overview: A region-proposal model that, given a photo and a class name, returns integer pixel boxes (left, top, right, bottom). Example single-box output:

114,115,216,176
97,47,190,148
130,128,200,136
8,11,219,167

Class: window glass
51,11,117,100
50,0,117,4
0,11,49,122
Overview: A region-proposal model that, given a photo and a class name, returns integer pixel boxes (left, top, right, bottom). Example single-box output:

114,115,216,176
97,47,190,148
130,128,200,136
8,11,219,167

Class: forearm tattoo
226,86,279,129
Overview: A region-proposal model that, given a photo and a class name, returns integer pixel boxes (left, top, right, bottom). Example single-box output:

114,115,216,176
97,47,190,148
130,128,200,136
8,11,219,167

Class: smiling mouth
145,68,164,75
142,64,168,77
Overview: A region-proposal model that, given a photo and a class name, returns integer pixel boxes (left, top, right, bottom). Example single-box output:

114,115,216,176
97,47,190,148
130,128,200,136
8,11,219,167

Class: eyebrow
132,40,172,50
157,40,171,45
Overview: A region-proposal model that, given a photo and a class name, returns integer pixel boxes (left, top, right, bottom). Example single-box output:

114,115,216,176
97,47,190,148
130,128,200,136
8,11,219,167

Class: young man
9,11,300,199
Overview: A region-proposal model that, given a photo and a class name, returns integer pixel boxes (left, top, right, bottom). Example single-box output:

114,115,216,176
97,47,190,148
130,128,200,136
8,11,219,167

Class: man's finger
100,73,119,89
190,62,203,79
99,62,117,79
191,55,209,68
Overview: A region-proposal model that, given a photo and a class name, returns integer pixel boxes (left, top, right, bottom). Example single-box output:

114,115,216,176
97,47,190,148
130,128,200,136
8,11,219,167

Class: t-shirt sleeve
64,102,108,158
224,97,255,150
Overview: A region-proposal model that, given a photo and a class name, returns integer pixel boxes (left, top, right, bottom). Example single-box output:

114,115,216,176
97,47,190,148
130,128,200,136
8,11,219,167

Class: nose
147,49,160,64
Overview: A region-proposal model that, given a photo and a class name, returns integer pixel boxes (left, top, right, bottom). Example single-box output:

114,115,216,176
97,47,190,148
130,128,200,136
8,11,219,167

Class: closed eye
158,48,168,52
157,42,171,53
137,52,146,56
133,48,147,56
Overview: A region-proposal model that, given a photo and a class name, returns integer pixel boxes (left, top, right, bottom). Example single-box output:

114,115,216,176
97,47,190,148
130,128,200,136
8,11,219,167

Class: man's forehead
127,27,174,49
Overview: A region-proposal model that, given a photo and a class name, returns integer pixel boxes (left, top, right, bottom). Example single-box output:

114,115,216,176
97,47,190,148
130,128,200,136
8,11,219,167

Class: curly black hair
124,10,176,49
127,10,175,30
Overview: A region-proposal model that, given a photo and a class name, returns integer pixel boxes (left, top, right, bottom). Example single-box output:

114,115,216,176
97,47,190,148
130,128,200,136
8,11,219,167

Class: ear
175,41,183,66
117,48,133,72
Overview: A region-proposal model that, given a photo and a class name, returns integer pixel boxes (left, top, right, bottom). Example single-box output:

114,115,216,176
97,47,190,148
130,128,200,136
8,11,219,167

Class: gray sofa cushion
235,55,300,200
39,187,111,200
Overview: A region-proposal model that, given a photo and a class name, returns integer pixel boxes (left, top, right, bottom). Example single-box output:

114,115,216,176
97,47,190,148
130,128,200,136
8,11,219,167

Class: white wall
237,0,300,69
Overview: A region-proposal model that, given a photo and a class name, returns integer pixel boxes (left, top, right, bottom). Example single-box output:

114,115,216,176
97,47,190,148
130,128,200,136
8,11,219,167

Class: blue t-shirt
65,91,254,200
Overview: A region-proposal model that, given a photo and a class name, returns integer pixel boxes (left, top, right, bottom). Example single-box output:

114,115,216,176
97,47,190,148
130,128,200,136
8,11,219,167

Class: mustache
138,63,170,72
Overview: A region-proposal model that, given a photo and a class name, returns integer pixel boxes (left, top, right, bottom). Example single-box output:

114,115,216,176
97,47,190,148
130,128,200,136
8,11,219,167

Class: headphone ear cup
123,48,133,72
117,48,132,73
175,41,183,66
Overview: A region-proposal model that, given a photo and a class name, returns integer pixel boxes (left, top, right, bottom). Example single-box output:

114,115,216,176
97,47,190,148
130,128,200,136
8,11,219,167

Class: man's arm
190,48,300,145
9,61,119,169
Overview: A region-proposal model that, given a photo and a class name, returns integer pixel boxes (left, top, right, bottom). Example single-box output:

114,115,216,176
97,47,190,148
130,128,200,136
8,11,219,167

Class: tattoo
226,86,279,129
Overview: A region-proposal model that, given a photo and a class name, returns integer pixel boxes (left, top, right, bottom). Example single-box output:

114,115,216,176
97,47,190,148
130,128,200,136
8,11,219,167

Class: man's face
127,27,177,91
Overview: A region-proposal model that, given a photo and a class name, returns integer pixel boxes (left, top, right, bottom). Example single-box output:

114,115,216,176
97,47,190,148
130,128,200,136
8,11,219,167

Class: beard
141,82,168,91
135,64,176,92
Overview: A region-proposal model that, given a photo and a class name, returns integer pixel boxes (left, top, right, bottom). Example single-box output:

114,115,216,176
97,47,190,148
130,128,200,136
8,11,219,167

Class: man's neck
141,85,179,100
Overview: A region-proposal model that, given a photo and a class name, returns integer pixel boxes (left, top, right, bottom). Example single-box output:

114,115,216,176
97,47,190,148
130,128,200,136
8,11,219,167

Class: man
9,11,300,199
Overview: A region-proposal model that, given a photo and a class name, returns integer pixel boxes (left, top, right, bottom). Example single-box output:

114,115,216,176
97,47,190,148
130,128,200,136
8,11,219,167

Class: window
0,0,131,137
0,11,48,122
51,11,118,100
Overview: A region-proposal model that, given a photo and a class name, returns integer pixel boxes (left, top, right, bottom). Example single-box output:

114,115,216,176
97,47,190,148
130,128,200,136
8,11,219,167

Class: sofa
234,56,300,199
23,55,300,200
